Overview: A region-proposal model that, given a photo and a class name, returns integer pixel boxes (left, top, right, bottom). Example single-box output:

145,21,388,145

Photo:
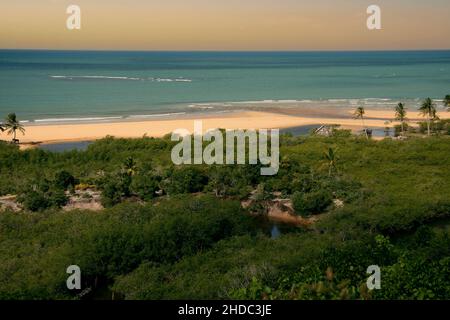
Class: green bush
206,166,253,199
17,178,68,212
130,172,160,201
54,170,78,190
292,190,333,217
164,166,208,195
18,190,50,211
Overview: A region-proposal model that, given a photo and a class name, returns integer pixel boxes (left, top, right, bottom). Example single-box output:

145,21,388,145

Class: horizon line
1,48,450,53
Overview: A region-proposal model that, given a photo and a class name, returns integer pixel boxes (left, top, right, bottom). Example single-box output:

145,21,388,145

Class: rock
0,195,22,212
333,199,344,208
63,189,104,211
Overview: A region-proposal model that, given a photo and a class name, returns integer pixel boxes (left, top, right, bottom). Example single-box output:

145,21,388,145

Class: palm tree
419,98,437,136
394,102,407,135
4,113,25,142
353,106,368,139
123,157,137,176
444,95,450,111
324,147,338,177
432,107,440,134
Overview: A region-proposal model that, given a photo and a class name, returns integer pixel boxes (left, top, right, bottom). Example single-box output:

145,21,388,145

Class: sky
1,0,450,51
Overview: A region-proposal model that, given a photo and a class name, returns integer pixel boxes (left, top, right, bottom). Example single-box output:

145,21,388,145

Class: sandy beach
17,107,450,146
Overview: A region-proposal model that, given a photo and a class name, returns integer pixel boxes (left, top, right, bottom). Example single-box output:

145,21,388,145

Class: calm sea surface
1,50,449,123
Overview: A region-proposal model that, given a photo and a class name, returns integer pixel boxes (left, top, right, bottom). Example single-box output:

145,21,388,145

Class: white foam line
51,75,142,80
51,75,193,82
34,116,123,123
127,112,187,119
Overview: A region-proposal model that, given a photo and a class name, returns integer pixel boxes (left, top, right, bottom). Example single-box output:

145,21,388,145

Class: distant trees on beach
419,98,438,136
354,96,450,138
396,97,450,137
444,95,450,110
394,102,407,135
353,106,368,139
0,113,25,143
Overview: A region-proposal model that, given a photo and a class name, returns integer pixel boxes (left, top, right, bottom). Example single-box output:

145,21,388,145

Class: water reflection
254,216,301,239
271,224,281,239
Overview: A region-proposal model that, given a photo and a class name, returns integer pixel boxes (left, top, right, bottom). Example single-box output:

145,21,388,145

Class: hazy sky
1,0,450,50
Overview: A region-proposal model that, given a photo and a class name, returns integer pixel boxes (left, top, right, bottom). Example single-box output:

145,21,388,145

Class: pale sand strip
18,109,450,144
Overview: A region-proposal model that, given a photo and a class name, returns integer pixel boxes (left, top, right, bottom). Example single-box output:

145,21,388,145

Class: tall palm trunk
427,117,431,136
361,117,368,139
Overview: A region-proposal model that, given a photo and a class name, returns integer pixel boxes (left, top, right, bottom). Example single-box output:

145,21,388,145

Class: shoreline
18,97,446,126
16,107,450,147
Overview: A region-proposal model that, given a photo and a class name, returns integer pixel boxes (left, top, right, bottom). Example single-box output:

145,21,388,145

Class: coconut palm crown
324,147,338,177
353,106,368,138
444,95,450,110
419,98,437,136
4,113,25,141
394,102,407,135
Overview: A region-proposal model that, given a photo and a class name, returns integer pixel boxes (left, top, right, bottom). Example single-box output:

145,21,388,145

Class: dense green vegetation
1,131,450,300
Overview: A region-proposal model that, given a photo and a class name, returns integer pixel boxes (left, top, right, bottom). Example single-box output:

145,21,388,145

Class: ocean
0,50,449,124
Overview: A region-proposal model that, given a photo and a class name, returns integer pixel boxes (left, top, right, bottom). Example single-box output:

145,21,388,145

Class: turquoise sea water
0,50,449,123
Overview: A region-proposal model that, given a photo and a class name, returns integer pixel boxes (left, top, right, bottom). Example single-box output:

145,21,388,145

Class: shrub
130,172,160,201
17,187,68,212
54,170,78,190
99,172,132,207
18,190,50,212
206,166,253,199
165,167,208,195
48,188,69,207
292,190,333,217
